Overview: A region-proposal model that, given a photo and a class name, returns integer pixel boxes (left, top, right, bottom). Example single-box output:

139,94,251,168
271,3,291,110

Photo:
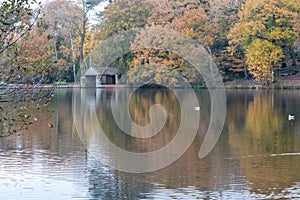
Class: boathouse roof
84,67,117,76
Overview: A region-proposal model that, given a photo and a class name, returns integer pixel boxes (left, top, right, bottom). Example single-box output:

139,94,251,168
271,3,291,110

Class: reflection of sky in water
0,150,89,200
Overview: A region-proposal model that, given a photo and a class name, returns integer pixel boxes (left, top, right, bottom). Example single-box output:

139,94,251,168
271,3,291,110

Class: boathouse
80,67,118,88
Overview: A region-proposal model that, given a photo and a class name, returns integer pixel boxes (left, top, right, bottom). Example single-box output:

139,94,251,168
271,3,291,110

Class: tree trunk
79,0,87,77
70,35,76,82
54,40,58,60
79,29,86,77
244,66,248,79
271,66,275,83
291,46,296,66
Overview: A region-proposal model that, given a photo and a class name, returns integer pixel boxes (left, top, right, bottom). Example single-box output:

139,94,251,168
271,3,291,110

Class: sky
38,0,110,11
31,0,110,24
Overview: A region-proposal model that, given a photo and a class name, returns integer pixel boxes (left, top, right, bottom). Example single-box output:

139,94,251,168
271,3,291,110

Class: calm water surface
1,88,300,200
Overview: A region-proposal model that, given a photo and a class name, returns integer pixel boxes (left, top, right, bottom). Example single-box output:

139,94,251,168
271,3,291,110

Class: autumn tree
228,0,300,82
98,0,230,85
207,0,246,78
245,39,284,81
76,0,105,76
96,0,300,83
129,0,209,85
0,0,54,136
100,0,151,38
16,24,57,84
98,0,152,75
39,0,105,81
142,0,246,82
40,0,83,81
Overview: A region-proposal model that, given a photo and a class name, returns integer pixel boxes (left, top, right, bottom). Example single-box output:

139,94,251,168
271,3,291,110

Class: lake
1,88,300,199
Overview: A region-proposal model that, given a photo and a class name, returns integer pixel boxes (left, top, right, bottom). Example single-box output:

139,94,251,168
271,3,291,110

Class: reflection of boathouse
81,67,118,88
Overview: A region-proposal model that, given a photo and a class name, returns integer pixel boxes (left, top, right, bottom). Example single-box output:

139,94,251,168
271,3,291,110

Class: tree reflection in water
227,90,300,196
1,89,300,199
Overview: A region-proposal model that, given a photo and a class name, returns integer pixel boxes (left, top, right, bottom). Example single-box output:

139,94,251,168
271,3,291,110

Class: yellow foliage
246,39,284,81
83,30,102,57
245,93,283,140
227,0,299,79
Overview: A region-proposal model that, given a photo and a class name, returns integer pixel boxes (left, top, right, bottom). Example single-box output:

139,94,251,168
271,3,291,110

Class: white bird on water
288,114,295,121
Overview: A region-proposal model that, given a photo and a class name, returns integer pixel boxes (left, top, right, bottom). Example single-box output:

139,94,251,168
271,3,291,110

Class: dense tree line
1,0,300,85
98,0,300,84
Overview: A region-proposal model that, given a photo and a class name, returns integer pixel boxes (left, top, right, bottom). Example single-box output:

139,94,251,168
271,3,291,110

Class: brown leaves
100,0,152,38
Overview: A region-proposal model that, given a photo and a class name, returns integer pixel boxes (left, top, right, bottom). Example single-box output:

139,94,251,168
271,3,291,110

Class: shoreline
1,74,300,90
1,83,300,90
223,73,300,89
